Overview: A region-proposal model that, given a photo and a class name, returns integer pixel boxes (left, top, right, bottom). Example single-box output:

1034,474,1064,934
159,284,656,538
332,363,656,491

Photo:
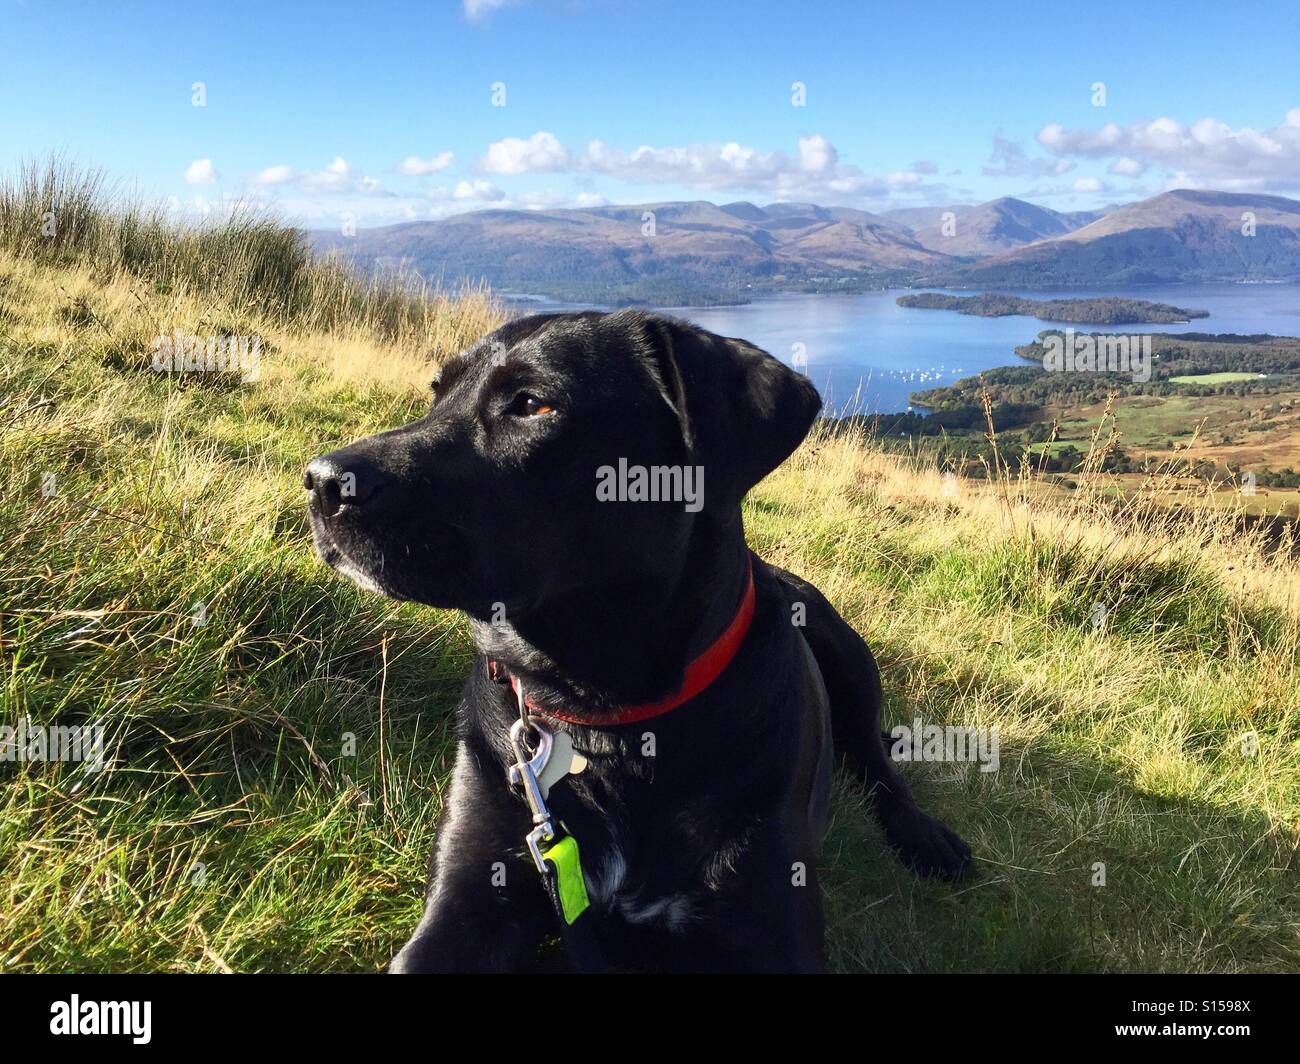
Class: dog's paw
882,807,972,881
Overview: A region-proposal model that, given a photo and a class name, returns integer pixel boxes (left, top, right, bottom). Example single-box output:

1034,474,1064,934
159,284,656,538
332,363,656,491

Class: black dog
306,310,970,973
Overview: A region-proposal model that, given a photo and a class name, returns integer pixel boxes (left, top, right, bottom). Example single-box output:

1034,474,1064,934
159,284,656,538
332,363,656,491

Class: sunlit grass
0,174,1297,971
0,156,501,357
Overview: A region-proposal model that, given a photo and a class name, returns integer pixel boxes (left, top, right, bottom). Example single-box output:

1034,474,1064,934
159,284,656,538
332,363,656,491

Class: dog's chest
536,736,726,934
583,843,698,931
480,678,806,937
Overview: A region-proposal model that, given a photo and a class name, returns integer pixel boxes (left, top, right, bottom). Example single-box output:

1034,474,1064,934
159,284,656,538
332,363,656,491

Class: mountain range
939,190,1300,287
880,198,1110,257
309,189,1300,304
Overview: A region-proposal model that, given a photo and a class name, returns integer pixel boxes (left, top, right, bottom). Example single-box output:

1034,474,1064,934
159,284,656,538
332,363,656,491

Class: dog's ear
616,310,823,515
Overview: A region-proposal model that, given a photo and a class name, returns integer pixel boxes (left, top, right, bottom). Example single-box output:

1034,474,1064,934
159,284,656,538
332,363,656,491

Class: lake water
507,284,1300,414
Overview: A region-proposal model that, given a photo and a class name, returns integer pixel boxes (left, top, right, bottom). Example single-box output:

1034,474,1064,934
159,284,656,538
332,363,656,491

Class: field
1035,390,1300,513
1170,372,1267,385
2,170,1299,972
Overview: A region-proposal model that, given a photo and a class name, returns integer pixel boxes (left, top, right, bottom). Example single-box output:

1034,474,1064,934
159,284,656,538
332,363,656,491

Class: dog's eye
506,393,555,418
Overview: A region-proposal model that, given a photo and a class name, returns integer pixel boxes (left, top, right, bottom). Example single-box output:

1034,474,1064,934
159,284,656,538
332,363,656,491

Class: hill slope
938,190,1300,285
312,190,1300,298
310,199,952,302
882,197,1106,257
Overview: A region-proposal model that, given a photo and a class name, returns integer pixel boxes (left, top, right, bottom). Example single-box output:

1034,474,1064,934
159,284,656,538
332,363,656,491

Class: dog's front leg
771,567,972,880
389,741,552,973
681,833,828,974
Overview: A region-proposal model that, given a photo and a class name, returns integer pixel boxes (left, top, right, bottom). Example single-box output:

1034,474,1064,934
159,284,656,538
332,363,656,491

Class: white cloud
1161,171,1207,193
1072,176,1105,193
884,170,923,189
464,0,513,20
481,131,570,175
184,158,219,186
1036,109,1300,190
248,157,387,196
236,132,953,226
397,152,454,176
251,164,295,187
415,183,600,219
983,132,1074,178
236,162,589,226
1108,156,1145,177
163,192,268,223
480,132,935,202
453,179,504,200
797,134,837,172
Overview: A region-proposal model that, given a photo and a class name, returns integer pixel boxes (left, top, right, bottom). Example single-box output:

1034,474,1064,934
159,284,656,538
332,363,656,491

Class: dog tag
536,730,587,798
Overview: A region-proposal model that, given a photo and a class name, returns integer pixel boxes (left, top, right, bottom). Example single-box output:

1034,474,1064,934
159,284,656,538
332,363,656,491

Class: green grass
1025,439,1079,456
2,171,1299,972
1170,372,1267,385
0,157,498,351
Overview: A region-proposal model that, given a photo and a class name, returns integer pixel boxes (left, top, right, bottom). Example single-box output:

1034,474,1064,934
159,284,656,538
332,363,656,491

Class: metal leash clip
507,716,556,873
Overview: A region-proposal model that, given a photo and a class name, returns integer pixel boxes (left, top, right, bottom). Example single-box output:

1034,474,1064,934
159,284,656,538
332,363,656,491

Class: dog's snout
305,452,388,518
304,457,345,518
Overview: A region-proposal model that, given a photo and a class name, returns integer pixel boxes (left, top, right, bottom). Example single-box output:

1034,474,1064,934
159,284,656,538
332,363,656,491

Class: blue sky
2,0,1298,228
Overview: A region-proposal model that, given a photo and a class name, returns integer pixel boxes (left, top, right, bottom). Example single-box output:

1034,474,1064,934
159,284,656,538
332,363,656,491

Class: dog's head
305,309,820,615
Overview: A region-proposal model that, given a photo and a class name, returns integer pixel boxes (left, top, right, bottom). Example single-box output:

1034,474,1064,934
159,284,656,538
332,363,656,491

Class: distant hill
881,197,1109,257
310,190,1300,302
310,199,952,305
933,190,1300,286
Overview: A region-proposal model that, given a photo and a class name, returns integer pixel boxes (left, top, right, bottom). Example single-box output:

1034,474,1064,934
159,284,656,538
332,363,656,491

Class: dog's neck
471,517,752,713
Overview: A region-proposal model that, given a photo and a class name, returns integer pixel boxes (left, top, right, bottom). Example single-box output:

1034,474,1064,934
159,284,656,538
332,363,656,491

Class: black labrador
305,310,970,973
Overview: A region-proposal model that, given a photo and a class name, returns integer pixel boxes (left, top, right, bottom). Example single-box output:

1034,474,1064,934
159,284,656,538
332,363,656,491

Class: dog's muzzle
304,451,389,519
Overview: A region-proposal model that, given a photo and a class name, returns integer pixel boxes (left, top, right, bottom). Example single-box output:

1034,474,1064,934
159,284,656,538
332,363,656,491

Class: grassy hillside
2,170,1298,972
899,332,1300,500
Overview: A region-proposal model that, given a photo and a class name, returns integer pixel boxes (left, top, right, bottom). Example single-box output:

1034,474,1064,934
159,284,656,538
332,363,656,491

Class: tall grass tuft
0,155,501,356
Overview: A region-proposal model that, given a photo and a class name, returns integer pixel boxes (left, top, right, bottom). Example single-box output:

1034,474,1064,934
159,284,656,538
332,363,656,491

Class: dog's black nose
305,452,387,518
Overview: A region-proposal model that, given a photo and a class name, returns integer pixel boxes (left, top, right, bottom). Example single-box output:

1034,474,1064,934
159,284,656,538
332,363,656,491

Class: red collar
488,553,756,727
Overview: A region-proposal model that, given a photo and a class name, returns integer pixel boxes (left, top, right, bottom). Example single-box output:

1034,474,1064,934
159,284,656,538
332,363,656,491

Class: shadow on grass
822,644,1300,974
